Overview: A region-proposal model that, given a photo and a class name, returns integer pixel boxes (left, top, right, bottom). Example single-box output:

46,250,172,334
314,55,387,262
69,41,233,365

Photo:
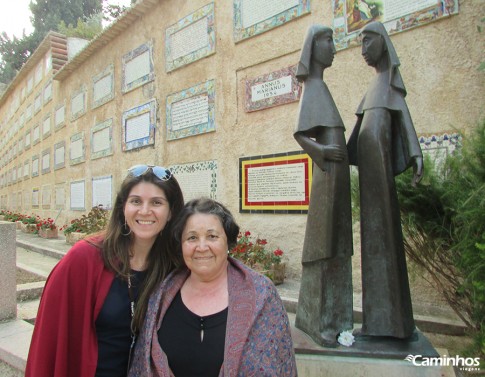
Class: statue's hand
323,144,346,162
412,156,424,187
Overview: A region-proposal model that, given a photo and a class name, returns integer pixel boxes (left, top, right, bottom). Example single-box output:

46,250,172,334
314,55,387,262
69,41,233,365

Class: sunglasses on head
127,165,172,181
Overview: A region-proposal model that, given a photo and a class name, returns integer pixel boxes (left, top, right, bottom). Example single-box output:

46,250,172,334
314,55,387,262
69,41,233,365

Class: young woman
26,165,184,377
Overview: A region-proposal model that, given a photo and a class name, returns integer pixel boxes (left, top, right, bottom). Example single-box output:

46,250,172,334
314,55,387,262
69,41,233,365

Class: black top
95,269,147,377
158,291,228,377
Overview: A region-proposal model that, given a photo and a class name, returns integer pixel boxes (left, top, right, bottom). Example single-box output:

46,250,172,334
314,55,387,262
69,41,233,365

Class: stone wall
0,0,484,278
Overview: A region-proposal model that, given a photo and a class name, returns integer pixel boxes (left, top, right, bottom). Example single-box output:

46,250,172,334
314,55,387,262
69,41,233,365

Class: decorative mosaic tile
169,160,218,201
92,64,115,109
71,85,87,121
70,132,85,165
166,80,215,140
43,80,53,104
233,0,310,42
245,65,301,112
122,42,154,93
333,0,459,50
419,132,461,167
165,3,215,72
54,102,66,131
239,150,311,214
54,141,66,170
91,118,113,159
41,148,51,175
121,100,156,152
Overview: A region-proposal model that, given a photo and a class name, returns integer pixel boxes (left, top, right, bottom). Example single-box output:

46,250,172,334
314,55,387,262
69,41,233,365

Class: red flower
273,249,283,257
244,231,251,237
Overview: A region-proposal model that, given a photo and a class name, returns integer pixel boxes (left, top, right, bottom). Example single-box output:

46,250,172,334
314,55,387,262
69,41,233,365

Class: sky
0,0,133,39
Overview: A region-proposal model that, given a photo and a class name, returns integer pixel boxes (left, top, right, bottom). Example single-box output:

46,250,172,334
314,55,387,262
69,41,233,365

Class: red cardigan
25,239,114,377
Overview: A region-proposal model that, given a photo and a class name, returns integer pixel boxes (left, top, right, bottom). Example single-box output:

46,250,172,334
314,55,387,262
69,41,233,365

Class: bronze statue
294,25,353,347
347,21,423,339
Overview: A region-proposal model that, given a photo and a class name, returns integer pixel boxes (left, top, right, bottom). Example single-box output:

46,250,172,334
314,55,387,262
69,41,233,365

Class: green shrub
396,121,485,360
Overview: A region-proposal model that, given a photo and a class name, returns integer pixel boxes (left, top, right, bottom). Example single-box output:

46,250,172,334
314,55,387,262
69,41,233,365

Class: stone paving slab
0,320,33,373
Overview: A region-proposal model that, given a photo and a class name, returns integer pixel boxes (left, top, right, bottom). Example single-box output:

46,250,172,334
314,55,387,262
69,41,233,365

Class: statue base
292,324,458,377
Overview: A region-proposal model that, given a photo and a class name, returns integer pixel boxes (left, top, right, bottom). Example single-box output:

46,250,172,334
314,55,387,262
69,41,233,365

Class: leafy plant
229,231,284,271
62,205,109,235
22,215,39,225
3,211,24,222
36,217,57,231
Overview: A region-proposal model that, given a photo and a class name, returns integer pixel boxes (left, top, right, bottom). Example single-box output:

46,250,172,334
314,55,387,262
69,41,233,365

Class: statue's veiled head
360,21,406,95
296,25,335,81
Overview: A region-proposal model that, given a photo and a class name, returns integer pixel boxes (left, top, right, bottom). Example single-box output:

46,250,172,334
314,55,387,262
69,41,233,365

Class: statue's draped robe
294,77,353,344
347,72,422,338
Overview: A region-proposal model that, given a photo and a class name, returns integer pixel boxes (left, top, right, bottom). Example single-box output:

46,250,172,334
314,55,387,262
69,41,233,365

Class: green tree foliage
0,32,39,84
394,120,485,360
0,0,105,84
57,13,103,39
29,0,102,39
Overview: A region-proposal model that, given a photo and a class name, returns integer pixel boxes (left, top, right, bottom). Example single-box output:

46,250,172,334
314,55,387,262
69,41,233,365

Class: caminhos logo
404,354,481,372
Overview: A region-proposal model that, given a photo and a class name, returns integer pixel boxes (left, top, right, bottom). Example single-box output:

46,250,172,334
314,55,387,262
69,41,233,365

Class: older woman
26,165,184,377
129,198,297,376
347,22,423,338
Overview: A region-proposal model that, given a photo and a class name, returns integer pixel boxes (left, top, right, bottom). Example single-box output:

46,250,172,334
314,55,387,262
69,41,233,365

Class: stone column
0,221,16,320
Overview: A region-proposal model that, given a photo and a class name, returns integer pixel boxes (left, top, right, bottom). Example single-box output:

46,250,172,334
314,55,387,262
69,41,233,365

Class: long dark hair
101,170,184,333
172,198,240,254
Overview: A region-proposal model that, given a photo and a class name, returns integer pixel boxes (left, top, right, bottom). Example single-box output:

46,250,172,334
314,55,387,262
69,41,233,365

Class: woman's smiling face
181,213,229,282
123,181,171,245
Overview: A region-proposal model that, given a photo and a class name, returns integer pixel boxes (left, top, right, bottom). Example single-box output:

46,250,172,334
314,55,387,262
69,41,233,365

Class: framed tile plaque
239,151,312,213
166,80,215,140
165,3,215,72
121,100,156,152
122,42,154,93
233,0,310,42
